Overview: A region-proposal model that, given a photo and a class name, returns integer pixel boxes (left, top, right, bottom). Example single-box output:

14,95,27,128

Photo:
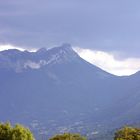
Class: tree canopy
0,122,34,140
114,126,140,140
49,133,86,140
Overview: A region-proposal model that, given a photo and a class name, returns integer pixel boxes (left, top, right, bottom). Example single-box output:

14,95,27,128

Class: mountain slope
0,44,140,139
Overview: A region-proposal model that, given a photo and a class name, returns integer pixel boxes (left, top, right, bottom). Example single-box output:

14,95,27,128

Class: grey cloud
0,0,140,58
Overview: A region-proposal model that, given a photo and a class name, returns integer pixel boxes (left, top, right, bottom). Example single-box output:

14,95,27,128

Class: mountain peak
0,44,81,72
49,43,73,52
40,44,80,65
37,47,47,53
0,49,22,55
48,44,79,59
60,43,72,49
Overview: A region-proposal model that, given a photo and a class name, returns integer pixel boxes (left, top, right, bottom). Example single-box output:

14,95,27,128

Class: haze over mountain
0,44,140,139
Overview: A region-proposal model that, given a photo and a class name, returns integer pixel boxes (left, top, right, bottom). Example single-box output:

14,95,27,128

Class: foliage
49,133,86,140
0,122,34,140
114,126,140,140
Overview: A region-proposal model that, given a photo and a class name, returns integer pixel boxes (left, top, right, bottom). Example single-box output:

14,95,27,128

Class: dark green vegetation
1,122,140,140
0,122,34,140
48,126,140,140
49,133,86,140
114,126,140,140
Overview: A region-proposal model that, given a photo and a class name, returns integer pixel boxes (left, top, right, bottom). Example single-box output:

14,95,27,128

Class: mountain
0,44,140,139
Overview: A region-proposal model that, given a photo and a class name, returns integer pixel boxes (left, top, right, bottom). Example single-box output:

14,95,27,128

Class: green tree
114,126,140,140
0,122,34,140
49,133,86,140
0,122,12,140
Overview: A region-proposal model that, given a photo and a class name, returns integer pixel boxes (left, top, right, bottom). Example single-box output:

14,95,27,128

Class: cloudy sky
0,0,140,75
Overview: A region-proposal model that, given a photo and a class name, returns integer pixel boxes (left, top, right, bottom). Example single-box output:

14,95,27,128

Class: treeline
0,122,140,140
0,122,34,140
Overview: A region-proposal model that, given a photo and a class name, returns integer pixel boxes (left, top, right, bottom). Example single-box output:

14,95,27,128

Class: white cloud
74,47,140,76
24,60,47,69
0,44,37,52
0,44,25,51
24,61,41,69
